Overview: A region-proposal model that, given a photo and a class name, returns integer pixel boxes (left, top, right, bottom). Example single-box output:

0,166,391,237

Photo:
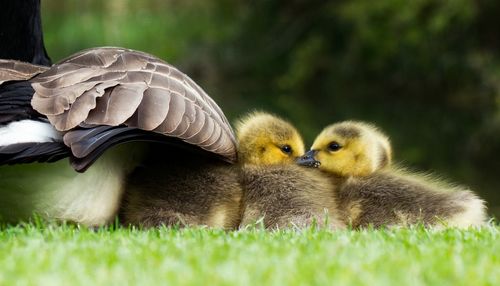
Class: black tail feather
0,142,70,165
0,81,43,125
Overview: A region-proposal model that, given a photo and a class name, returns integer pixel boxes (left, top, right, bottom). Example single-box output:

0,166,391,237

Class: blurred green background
41,0,499,217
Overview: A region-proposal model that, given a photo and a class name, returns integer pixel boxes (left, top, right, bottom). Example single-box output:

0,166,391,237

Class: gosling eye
281,145,292,155
328,142,342,152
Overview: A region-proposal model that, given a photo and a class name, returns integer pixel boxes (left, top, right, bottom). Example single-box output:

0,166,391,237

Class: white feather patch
0,120,62,146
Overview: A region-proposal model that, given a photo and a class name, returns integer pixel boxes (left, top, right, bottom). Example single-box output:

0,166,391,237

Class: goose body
298,121,487,228
334,170,486,228
0,48,237,226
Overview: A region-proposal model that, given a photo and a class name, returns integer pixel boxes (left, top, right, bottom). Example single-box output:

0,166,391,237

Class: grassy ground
0,223,499,286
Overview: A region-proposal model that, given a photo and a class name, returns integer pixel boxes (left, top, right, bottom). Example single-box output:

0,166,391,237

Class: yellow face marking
254,135,305,165
312,134,373,176
310,122,392,177
236,112,305,165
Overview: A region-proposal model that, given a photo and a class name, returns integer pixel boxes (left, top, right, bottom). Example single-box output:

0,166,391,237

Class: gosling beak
296,150,321,168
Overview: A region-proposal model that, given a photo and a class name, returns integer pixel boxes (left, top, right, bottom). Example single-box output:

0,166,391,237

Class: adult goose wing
0,60,68,164
30,47,237,169
0,60,48,123
0,59,49,84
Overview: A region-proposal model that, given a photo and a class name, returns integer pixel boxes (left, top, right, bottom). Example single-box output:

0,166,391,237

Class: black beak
296,150,321,168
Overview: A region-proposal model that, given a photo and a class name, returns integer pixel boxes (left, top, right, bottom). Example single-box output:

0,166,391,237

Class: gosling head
297,121,392,177
236,112,305,165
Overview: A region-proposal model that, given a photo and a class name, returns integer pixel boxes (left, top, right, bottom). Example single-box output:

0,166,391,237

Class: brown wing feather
30,47,237,162
0,60,49,84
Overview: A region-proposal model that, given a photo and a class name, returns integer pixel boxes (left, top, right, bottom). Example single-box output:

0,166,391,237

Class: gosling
237,112,344,230
298,121,487,228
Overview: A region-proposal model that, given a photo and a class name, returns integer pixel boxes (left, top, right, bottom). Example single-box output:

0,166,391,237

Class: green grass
0,223,499,286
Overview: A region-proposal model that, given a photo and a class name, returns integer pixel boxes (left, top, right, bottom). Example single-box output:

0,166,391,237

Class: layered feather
30,47,237,163
0,59,48,84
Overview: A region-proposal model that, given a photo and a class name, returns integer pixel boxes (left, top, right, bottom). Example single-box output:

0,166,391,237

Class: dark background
41,0,500,218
